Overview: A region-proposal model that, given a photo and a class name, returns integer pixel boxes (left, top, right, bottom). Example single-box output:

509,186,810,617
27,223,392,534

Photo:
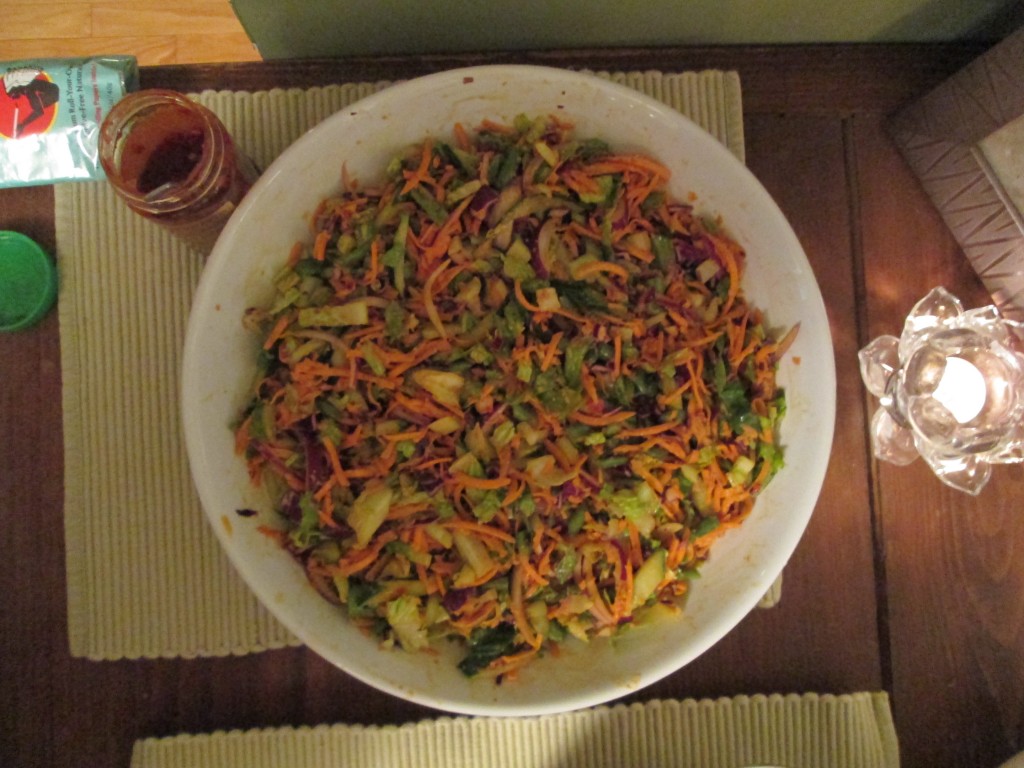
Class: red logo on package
0,67,60,140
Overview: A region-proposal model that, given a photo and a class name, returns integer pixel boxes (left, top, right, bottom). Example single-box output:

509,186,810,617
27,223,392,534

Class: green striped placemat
131,693,899,768
55,69,762,662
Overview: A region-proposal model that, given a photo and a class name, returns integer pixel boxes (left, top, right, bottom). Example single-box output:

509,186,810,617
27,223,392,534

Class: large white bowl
182,64,835,716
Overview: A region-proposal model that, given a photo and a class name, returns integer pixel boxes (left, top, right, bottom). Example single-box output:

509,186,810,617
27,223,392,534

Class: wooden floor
3,0,260,65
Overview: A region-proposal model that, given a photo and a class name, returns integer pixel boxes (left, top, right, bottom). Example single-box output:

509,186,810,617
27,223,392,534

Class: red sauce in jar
100,91,260,254
137,129,205,194
116,103,207,197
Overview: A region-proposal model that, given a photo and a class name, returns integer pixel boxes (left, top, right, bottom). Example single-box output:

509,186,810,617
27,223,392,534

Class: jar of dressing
99,89,259,255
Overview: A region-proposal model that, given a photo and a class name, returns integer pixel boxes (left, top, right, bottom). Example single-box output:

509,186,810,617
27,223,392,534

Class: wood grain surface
2,44,1022,768
2,0,258,65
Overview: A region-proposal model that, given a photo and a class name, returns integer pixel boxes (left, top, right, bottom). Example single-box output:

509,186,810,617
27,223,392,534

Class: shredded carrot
313,229,330,261
401,137,435,194
442,518,516,543
513,279,541,313
540,331,563,372
380,429,427,443
570,409,636,427
365,237,381,285
510,563,541,649
708,233,743,312
584,153,671,182
335,531,398,577
262,314,291,350
573,260,631,281
618,422,677,439
451,473,511,490
321,436,349,487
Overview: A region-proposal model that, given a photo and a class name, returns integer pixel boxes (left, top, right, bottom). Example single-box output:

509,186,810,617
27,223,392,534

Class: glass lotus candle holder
859,287,1024,495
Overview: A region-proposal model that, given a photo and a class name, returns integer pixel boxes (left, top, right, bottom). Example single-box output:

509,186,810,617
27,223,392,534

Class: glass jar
99,89,259,255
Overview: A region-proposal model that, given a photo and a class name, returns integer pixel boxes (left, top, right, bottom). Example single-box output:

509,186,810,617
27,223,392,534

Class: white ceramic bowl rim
183,64,836,716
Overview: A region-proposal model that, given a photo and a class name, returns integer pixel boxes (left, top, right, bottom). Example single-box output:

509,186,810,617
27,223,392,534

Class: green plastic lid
0,231,58,332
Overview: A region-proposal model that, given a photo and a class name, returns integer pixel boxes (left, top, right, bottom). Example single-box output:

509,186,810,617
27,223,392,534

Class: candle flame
932,357,986,424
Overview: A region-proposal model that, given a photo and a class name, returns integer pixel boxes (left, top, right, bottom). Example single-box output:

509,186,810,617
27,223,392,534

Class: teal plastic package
0,56,139,188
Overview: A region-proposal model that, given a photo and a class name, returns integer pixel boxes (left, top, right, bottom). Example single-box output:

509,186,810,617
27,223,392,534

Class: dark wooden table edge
140,42,991,117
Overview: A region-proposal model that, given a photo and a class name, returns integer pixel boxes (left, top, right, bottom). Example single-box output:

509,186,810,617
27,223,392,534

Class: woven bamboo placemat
131,693,899,768
56,69,771,661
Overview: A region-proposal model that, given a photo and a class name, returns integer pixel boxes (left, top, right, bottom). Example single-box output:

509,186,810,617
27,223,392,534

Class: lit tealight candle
931,356,987,424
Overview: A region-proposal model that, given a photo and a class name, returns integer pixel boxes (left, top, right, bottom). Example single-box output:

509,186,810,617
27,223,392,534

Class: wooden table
3,44,1022,768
